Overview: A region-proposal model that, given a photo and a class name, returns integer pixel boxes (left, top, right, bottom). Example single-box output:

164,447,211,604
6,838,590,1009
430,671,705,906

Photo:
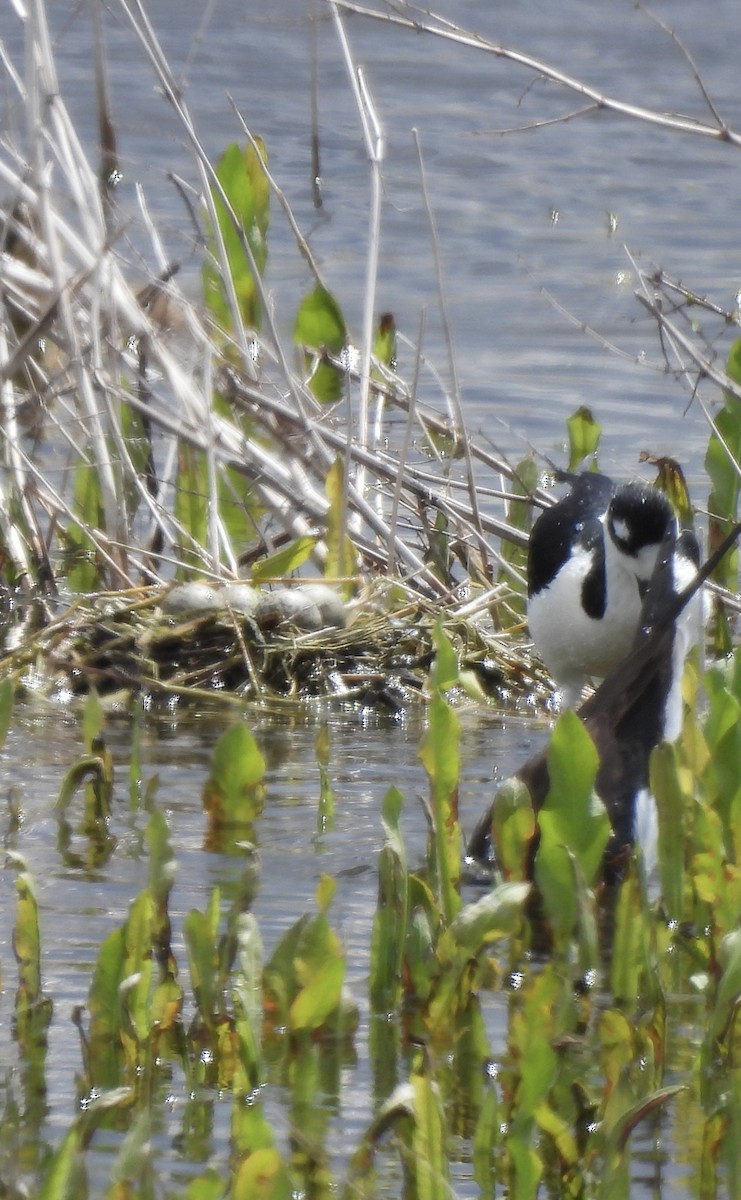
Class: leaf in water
410,1063,450,1200
428,882,529,1035
294,285,347,403
232,912,265,1092
36,1122,85,1200
419,694,462,924
315,873,336,914
609,867,650,1009
315,723,335,835
711,931,741,1042
472,1087,499,1193
0,676,14,750
232,1147,291,1200
598,1083,686,1198
445,881,529,956
491,777,537,880
185,1170,226,1200
369,787,408,1015
184,908,218,1026
507,1125,542,1199
122,892,156,1045
649,742,688,922
289,956,345,1033
88,927,126,1036
533,1099,580,1170
82,686,103,755
147,808,175,911
566,405,601,472
534,710,609,946
250,536,316,583
429,620,459,693
104,1107,151,1195
13,872,42,1000
202,723,266,829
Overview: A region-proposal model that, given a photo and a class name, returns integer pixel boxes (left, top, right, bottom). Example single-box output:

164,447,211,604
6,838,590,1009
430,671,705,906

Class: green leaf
37,1122,85,1200
0,675,14,750
445,881,529,957
88,926,126,1036
289,956,345,1032
369,787,408,1014
645,454,695,527
203,140,270,333
66,458,105,592
184,907,218,1024
410,1064,450,1200
418,694,462,923
175,444,209,571
324,457,356,586
233,912,265,1092
429,620,459,692
232,1147,292,1200
649,742,688,921
705,339,741,629
711,931,741,1042
13,872,42,999
472,1087,500,1193
609,867,651,1008
122,891,156,1044
373,311,397,370
491,776,537,880
294,286,347,403
82,688,104,752
567,405,601,471
105,1109,152,1196
250,536,316,583
534,710,610,945
202,723,266,829
498,455,538,612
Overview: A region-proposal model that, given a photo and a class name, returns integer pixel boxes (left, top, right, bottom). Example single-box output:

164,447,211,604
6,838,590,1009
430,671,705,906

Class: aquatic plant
2,642,741,1195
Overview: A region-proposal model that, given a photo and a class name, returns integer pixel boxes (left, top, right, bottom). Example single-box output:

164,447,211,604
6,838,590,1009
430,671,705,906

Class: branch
332,1,741,147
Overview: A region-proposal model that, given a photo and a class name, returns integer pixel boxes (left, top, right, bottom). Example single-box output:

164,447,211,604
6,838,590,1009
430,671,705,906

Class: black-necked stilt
527,472,682,707
467,519,739,878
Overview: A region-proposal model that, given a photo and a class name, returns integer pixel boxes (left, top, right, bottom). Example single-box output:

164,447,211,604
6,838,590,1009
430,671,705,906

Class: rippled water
0,694,541,1193
1,1,739,1192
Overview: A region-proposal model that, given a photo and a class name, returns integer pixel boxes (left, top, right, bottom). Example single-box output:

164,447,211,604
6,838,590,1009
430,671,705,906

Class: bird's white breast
528,535,645,704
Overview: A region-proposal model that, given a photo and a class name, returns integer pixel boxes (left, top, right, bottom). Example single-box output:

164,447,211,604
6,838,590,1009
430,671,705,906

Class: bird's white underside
528,538,646,705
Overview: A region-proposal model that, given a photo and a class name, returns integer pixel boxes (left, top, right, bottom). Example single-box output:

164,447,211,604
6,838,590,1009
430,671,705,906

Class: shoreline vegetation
1,3,741,1198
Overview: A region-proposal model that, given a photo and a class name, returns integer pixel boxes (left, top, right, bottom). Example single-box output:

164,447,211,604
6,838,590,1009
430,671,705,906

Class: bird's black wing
528,472,615,597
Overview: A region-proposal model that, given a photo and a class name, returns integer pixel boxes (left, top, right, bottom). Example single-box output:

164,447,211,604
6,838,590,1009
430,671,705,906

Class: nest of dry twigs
1,579,552,716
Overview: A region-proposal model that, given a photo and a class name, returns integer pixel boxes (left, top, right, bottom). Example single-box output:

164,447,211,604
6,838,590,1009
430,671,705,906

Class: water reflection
0,696,540,1190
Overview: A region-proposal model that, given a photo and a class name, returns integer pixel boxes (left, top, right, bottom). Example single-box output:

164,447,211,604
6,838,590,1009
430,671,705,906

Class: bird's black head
606,483,674,564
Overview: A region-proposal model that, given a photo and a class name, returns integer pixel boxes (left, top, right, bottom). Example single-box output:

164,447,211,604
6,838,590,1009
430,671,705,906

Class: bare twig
332,1,741,147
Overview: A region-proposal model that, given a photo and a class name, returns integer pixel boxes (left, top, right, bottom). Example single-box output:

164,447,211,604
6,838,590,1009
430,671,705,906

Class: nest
2,579,552,717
